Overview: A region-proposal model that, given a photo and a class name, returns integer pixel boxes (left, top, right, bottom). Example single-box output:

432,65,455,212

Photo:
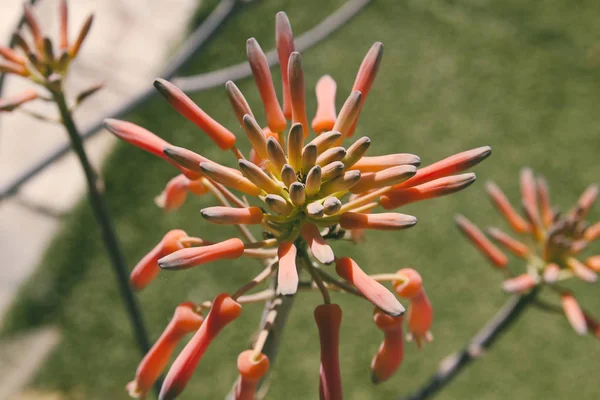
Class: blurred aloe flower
105,11,490,399
457,168,600,336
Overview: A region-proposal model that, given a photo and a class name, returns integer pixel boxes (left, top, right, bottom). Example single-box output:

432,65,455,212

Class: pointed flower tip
158,238,245,271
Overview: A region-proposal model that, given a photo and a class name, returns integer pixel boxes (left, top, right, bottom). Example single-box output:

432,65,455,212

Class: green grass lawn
3,0,600,398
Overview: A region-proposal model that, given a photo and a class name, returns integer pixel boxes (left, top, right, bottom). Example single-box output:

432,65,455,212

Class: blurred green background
2,0,600,398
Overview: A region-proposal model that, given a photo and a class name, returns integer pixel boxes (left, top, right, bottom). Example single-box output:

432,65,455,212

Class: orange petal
536,177,554,228
0,46,27,65
23,5,43,51
487,227,529,258
371,310,404,383
485,181,530,233
584,223,600,242
200,206,264,225
288,52,309,136
502,274,537,293
314,304,343,400
339,212,416,231
158,238,245,271
542,263,560,283
406,289,433,348
335,257,405,316
312,75,337,134
160,294,242,399
585,255,600,272
561,294,587,335
520,168,539,220
349,165,416,194
155,175,190,212
154,79,236,150
455,215,508,268
392,268,423,299
573,184,599,218
277,242,298,295
130,229,187,291
234,350,270,400
58,0,69,51
301,223,334,264
69,14,94,58
247,38,286,132
567,257,597,283
275,12,295,120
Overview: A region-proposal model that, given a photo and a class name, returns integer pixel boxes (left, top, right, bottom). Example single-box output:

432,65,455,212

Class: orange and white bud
371,310,404,383
0,89,38,111
319,171,361,196
130,229,187,291
288,52,309,136
485,181,530,233
247,38,286,132
567,257,597,283
335,257,405,316
239,159,283,195
392,268,422,299
127,302,204,399
323,197,342,215
158,238,245,271
264,194,293,215
309,130,342,153
543,263,560,283
267,137,287,172
537,177,554,228
226,80,254,127
333,91,362,142
290,182,306,207
351,153,421,173
585,255,600,272
342,136,371,168
406,289,433,348
276,11,295,120
201,206,263,225
502,274,537,293
305,166,322,196
487,227,529,258
350,165,417,194
321,161,345,181
316,147,347,167
69,14,93,58
234,350,270,400
347,42,383,137
380,173,476,210
281,164,297,188
160,294,242,400
277,242,298,295
301,223,334,264
340,212,416,231
200,161,262,196
455,215,508,268
154,79,236,150
312,76,337,133
314,304,343,400
561,294,587,336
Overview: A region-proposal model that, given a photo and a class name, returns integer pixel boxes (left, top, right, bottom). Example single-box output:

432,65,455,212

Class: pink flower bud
155,175,195,212
392,268,422,299
561,294,587,336
200,206,264,225
371,309,404,383
158,238,245,271
406,289,433,348
455,215,508,268
314,304,343,400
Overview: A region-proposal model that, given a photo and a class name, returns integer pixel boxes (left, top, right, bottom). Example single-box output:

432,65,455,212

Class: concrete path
0,0,198,397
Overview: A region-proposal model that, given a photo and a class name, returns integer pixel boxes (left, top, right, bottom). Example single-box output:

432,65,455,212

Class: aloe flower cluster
105,12,490,400
0,1,98,112
457,168,600,337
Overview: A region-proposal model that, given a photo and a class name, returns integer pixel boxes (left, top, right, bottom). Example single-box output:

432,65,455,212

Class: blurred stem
50,85,155,388
400,288,539,400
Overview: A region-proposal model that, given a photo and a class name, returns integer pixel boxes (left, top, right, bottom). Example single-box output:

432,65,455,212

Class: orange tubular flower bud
342,136,371,168
502,274,537,293
127,302,204,399
160,294,242,400
0,60,28,77
309,130,342,153
380,173,476,210
333,91,362,142
200,161,262,196
347,42,383,137
0,46,27,65
243,115,269,160
392,268,422,299
351,154,421,173
316,147,347,168
406,288,433,348
584,223,600,242
350,165,417,194
371,310,404,383
312,75,337,133
23,5,43,50
561,294,587,336
319,171,361,196
158,238,245,271
239,159,283,195
155,174,191,212
201,206,264,225
69,14,94,58
226,80,254,127
573,184,599,218
487,227,529,258
339,212,417,231
0,89,38,111
277,242,298,295
130,229,187,291
301,223,334,264
485,181,530,233
537,177,554,228
276,11,295,120
585,255,600,272
59,0,69,51
335,257,405,316
455,215,508,268
247,38,287,132
314,304,343,400
520,167,540,220
288,52,309,136
287,123,304,171
567,257,597,283
154,79,236,150
397,147,491,189
234,350,270,400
